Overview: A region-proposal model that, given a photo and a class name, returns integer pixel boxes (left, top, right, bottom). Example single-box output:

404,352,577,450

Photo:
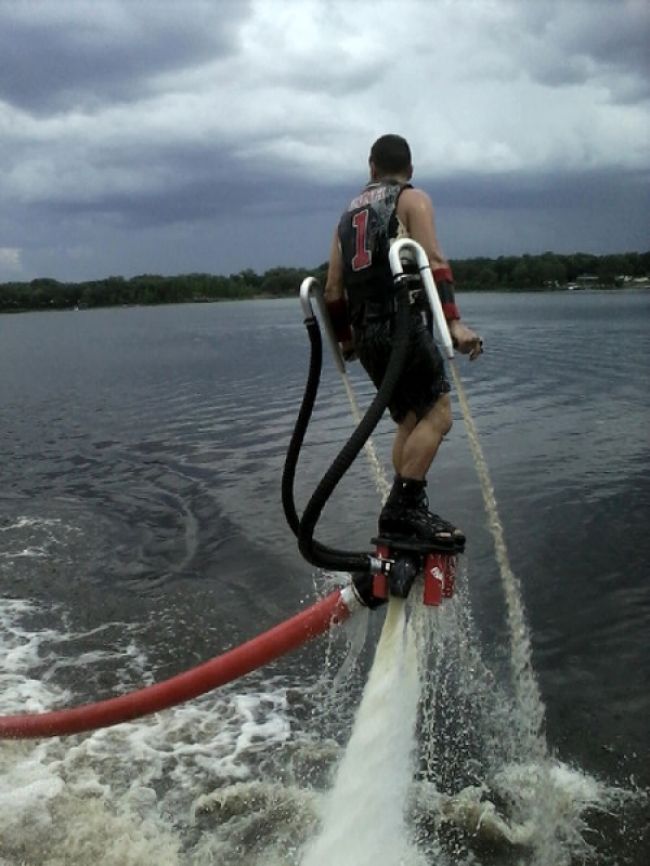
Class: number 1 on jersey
351,208,372,271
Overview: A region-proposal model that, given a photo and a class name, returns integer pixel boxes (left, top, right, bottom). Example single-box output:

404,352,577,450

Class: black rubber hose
281,316,366,568
281,315,321,538
298,287,412,570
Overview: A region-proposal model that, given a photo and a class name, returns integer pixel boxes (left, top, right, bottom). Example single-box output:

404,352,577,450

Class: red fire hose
0,588,356,739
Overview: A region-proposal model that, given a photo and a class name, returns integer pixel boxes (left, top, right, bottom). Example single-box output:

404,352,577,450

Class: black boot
378,475,465,549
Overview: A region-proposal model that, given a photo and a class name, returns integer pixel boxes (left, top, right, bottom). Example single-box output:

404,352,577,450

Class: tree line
451,250,649,291
1,251,648,313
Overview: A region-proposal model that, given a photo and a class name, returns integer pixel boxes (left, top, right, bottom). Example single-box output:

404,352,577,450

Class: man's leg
391,411,417,475
381,395,462,545
392,395,453,479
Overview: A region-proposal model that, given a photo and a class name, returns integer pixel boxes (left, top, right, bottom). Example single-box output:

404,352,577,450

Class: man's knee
429,395,453,436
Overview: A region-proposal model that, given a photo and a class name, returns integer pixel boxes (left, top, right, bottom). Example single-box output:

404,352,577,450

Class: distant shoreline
1,250,648,314
3,284,650,317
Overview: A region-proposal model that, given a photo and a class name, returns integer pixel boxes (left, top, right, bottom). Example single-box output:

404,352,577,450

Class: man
324,134,482,547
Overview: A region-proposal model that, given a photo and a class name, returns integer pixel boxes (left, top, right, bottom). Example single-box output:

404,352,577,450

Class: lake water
1,290,648,865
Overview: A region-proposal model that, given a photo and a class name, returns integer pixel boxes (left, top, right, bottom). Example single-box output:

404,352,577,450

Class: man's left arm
324,229,355,359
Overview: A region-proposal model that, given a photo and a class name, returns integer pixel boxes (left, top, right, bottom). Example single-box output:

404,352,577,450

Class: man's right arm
399,188,448,268
400,188,482,359
398,188,460,321
324,228,355,355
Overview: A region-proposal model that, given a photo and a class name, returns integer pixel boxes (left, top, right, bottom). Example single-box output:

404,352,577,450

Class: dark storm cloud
9,129,347,229
10,155,648,276
38,153,338,228
0,1,249,113
32,133,649,235
430,167,650,213
433,167,650,259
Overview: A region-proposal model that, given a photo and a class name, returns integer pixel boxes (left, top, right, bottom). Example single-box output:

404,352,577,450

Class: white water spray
301,599,424,866
450,362,547,759
340,371,391,501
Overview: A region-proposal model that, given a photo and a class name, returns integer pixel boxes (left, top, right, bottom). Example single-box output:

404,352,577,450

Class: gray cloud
0,1,248,113
518,1,650,102
0,0,648,282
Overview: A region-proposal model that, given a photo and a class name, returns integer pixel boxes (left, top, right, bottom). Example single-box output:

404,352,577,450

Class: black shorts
355,311,450,423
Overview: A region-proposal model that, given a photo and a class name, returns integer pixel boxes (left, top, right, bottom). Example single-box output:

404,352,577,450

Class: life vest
337,180,412,312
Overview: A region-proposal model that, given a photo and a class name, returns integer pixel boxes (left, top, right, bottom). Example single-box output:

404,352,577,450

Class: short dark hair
369,134,412,175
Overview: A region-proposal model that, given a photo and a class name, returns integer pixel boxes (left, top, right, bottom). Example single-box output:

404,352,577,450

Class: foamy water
0,550,360,866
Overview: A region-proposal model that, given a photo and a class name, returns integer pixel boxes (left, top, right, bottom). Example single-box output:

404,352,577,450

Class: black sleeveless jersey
337,180,411,309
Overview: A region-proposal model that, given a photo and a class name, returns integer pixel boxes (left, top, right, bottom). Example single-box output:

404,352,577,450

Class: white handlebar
300,237,454,372
388,238,455,359
299,277,346,373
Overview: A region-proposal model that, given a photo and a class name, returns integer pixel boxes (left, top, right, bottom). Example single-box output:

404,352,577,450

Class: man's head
369,134,412,181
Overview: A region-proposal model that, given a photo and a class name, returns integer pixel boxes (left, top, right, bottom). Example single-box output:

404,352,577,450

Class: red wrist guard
325,297,353,343
432,267,461,321
432,266,454,284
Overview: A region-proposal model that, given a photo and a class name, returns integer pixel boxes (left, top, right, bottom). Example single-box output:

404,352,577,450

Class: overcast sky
0,0,648,282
